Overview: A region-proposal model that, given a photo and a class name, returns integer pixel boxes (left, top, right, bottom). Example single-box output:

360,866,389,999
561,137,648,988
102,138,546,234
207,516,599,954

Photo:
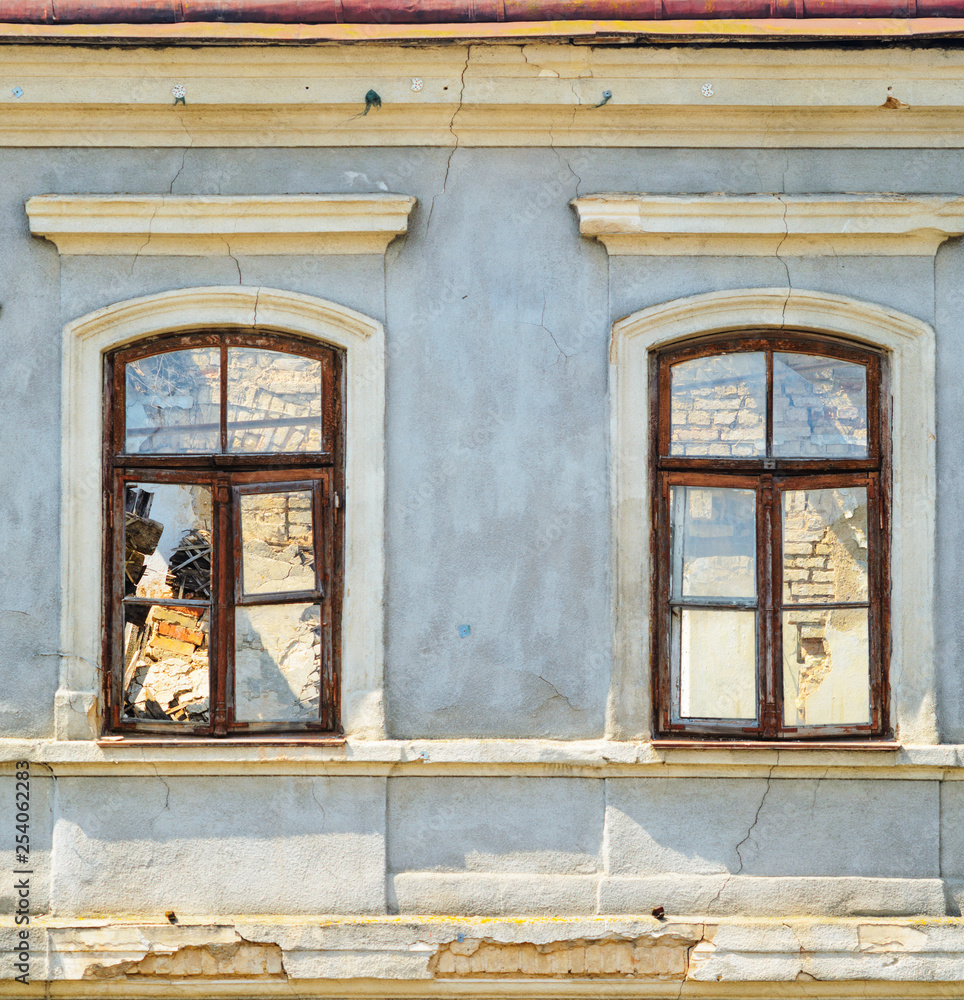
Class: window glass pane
227,349,323,454
673,608,757,721
783,608,870,726
782,488,868,605
125,483,212,601
671,486,756,602
669,353,765,457
773,353,868,458
239,489,315,597
125,348,220,454
235,603,321,723
123,604,210,723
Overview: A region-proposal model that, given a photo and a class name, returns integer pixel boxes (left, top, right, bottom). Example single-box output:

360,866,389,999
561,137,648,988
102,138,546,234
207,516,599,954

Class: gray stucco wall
1,144,962,919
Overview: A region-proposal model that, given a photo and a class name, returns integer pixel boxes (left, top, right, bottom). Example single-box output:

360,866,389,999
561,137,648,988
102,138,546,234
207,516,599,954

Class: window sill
4,737,953,778
97,736,347,747
650,739,901,751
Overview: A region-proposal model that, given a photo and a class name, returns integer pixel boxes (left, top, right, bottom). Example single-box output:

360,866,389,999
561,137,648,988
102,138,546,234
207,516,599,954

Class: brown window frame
103,329,345,738
651,330,891,741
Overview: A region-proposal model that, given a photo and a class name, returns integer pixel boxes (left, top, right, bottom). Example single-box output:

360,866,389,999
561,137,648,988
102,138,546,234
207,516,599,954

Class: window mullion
219,340,228,456
212,480,232,736
760,474,779,737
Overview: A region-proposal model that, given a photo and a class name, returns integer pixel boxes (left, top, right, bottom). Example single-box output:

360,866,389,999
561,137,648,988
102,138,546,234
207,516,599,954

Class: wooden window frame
103,329,345,738
651,330,890,741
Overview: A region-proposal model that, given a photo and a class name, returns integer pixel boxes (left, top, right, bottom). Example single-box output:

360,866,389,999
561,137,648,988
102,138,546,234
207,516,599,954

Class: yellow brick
585,944,603,974
502,945,522,973
548,949,569,975
613,942,634,973
633,946,656,975
437,951,456,974
151,606,204,626
521,948,539,975
569,946,585,975
151,634,195,655
482,946,503,974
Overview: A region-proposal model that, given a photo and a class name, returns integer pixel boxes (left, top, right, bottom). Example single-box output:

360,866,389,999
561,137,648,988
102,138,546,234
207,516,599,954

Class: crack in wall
218,237,243,284
425,44,471,237
708,764,777,912
534,294,574,370
128,203,159,276
536,673,577,711
776,151,792,327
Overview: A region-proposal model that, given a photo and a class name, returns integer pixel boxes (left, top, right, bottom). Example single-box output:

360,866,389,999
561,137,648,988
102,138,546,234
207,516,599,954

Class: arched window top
113,331,341,462
655,331,883,472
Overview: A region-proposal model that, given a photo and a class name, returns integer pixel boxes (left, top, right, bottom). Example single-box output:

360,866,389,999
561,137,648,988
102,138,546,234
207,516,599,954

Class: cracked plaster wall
3,770,958,920
2,144,964,925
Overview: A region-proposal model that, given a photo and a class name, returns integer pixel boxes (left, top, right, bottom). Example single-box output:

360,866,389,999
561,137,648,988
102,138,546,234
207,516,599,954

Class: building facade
2,5,964,997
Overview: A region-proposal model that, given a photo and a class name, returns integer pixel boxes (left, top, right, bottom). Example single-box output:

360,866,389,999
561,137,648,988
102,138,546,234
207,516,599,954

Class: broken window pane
782,488,868,604
125,348,220,454
234,603,321,723
227,349,323,454
125,483,213,601
773,353,868,458
671,486,756,602
669,353,766,457
239,489,315,597
783,608,870,726
123,604,210,723
674,608,757,720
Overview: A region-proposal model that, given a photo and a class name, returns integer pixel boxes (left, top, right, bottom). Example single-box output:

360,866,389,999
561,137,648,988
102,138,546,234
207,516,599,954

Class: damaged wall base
5,916,964,998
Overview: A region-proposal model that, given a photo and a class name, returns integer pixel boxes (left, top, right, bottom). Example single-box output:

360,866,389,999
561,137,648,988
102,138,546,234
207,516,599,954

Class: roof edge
1,16,964,42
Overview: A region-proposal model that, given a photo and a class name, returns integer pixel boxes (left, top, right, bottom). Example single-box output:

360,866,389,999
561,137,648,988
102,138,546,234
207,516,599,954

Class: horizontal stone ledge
2,737,962,776
25,194,417,256
573,193,964,256
387,874,948,919
8,106,964,148
600,875,948,918
9,916,964,996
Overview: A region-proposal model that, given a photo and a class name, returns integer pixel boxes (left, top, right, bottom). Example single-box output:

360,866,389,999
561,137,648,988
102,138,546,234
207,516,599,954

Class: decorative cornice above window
572,194,964,256
25,194,417,256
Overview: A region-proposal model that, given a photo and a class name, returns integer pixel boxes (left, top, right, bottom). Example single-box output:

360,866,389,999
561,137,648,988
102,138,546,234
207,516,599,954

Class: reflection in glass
673,608,757,720
240,490,315,596
125,349,220,454
123,604,210,723
783,608,870,726
773,353,868,458
782,488,868,605
235,603,321,722
227,349,323,454
671,486,756,602
670,353,766,457
125,483,213,601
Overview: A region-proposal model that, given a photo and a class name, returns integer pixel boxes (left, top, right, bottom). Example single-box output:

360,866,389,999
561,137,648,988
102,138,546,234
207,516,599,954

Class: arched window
652,331,888,740
104,331,343,736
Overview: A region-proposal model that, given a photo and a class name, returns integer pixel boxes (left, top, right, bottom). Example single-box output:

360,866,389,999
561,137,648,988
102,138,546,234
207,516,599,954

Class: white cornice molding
2,44,964,148
573,194,964,256
26,194,417,255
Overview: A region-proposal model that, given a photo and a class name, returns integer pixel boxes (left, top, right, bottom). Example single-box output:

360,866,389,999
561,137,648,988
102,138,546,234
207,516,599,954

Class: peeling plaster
82,935,285,980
